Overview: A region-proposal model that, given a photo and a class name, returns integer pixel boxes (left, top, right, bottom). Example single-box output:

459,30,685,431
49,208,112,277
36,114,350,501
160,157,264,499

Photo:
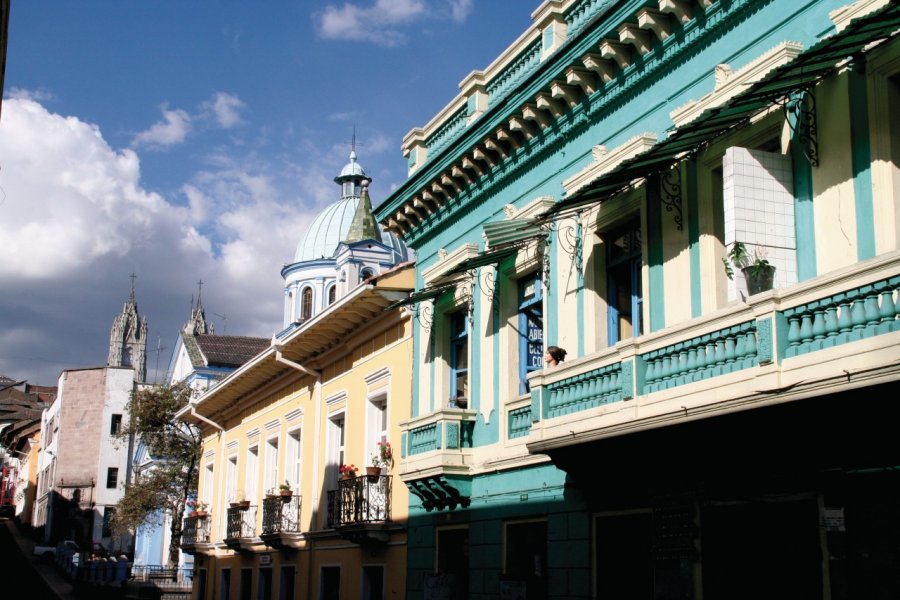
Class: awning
483,218,546,248
543,1,900,218
383,282,457,311
444,246,519,277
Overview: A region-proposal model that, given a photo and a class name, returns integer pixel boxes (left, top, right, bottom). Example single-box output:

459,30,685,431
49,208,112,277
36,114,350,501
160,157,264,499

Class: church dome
293,197,358,262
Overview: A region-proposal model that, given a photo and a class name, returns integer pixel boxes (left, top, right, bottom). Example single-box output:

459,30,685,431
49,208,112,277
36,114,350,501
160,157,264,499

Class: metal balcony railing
225,505,257,540
181,514,211,545
326,474,392,528
261,494,302,535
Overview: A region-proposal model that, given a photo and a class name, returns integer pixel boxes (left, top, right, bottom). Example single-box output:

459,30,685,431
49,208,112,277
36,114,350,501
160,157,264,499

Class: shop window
605,220,643,345
279,566,295,600
449,310,469,408
239,568,252,600
257,568,272,600
220,568,231,600
518,272,543,394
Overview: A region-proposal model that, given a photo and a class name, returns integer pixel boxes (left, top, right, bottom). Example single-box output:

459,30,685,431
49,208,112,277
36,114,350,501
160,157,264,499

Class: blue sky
0,0,534,385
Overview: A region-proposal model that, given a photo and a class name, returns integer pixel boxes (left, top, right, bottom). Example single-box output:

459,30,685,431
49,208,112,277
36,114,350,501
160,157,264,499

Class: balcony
224,504,260,551
179,514,211,554
400,407,476,478
527,252,900,454
326,475,392,544
260,494,302,549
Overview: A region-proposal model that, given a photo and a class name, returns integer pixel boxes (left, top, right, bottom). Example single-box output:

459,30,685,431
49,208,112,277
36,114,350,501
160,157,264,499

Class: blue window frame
518,272,543,394
606,220,643,345
449,310,469,408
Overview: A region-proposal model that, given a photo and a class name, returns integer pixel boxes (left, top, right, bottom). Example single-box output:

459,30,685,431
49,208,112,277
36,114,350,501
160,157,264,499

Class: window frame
449,309,469,408
106,467,118,489
517,271,544,395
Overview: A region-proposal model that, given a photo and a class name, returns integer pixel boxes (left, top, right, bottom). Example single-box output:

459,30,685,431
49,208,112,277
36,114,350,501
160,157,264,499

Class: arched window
301,288,313,321
360,268,375,282
328,285,336,305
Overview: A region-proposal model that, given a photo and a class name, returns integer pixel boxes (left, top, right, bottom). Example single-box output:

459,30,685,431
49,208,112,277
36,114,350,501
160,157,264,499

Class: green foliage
723,241,771,280
111,382,201,566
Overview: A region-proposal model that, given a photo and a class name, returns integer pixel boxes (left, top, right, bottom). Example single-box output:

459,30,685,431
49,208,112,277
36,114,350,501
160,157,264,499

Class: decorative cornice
285,408,303,422
325,391,347,407
830,0,890,33
563,133,657,194
422,243,480,285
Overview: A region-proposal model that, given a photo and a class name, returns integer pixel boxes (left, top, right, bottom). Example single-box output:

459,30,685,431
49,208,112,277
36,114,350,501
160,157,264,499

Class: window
197,569,208,600
326,414,345,489
239,568,253,600
367,395,388,460
301,287,313,321
518,273,543,394
504,520,547,600
361,566,384,600
106,467,118,489
226,455,238,502
246,446,259,503
203,463,213,508
321,566,341,600
110,414,122,435
605,220,643,345
449,310,469,408
102,507,116,537
435,527,469,598
257,568,272,600
286,430,301,493
361,267,375,282
279,566,295,600
264,437,279,494
328,285,336,305
220,568,232,600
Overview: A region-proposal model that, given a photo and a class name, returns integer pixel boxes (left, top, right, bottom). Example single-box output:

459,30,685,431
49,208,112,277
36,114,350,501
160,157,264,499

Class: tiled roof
194,334,269,368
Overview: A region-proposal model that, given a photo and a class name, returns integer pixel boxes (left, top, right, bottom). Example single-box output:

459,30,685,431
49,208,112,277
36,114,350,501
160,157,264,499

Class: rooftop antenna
214,313,227,334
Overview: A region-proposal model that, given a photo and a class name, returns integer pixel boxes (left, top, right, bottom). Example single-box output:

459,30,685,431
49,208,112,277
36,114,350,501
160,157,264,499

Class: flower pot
231,500,250,510
280,491,292,502
742,264,776,295
366,466,382,482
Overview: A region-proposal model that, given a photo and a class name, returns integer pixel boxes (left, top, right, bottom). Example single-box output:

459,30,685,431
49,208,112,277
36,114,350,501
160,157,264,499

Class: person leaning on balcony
545,345,567,367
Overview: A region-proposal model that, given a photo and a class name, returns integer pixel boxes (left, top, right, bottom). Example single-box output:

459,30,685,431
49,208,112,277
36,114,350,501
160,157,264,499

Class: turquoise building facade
376,0,900,598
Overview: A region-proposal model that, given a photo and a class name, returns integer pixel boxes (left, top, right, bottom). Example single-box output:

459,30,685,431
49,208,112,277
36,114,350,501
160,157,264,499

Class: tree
111,382,201,566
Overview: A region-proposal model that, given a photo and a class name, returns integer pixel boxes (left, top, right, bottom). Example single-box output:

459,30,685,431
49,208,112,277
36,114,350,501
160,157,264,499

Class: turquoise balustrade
544,362,625,419
508,406,533,439
427,106,468,157
409,422,441,456
486,39,543,107
640,321,758,394
782,275,900,358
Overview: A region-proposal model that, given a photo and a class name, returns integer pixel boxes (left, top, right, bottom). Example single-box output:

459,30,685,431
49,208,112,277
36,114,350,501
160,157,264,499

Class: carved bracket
777,89,819,167
659,165,683,231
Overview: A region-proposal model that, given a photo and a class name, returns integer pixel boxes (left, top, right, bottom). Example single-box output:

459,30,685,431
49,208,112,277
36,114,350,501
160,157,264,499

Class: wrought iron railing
225,505,257,539
181,514,211,545
261,494,301,535
326,475,392,528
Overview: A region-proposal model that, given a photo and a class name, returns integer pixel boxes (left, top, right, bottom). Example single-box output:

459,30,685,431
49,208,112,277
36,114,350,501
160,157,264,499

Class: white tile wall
724,147,798,301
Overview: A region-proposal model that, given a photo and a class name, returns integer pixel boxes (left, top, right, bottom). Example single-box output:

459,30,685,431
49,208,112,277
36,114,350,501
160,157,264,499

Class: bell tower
108,274,148,382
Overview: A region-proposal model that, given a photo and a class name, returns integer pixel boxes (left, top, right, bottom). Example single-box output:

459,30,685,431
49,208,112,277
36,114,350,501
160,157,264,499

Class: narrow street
0,518,74,600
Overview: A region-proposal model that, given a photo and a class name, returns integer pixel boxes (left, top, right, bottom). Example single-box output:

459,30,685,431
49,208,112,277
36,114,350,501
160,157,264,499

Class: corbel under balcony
413,196,435,216
451,164,474,186
637,7,672,41
441,173,463,194
658,0,693,24
485,136,511,158
582,53,616,82
670,42,804,127
565,67,599,96
618,22,653,55
599,39,632,70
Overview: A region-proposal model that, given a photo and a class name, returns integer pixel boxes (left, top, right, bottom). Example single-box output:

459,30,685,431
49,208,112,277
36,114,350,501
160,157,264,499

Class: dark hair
547,345,567,363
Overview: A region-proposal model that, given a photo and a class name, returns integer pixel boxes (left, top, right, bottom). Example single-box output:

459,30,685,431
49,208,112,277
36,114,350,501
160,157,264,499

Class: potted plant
723,241,775,295
279,480,293,501
367,440,393,482
188,499,208,518
339,464,358,480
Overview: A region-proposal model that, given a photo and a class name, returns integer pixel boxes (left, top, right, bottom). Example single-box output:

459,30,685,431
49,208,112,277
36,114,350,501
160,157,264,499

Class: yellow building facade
180,264,413,599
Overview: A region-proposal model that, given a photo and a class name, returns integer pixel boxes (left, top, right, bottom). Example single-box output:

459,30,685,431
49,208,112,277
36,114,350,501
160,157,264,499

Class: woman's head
545,345,567,365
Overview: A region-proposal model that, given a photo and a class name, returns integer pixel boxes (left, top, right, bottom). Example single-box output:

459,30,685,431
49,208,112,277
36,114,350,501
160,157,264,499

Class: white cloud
7,87,55,103
448,0,473,22
315,0,470,46
0,97,316,384
132,105,192,148
203,92,246,129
